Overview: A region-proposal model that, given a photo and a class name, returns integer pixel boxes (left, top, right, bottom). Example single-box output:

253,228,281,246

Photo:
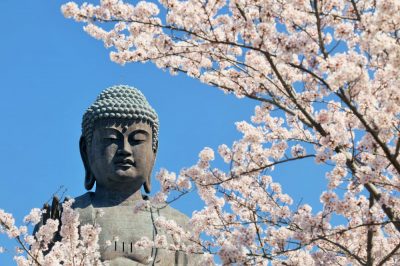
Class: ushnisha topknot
82,85,159,150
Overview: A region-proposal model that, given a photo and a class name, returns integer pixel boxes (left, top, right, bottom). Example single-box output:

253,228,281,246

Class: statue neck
92,185,144,207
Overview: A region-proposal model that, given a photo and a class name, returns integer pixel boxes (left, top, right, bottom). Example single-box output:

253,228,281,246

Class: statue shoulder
72,192,94,209
157,205,191,228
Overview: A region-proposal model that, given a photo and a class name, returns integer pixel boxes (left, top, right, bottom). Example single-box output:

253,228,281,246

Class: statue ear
144,142,158,194
80,136,95,190
143,181,151,194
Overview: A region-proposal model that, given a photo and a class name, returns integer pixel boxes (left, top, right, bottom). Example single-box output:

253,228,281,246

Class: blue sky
0,1,328,264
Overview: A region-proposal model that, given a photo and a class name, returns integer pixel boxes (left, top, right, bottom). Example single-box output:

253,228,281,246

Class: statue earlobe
79,136,95,190
144,142,158,194
144,181,151,194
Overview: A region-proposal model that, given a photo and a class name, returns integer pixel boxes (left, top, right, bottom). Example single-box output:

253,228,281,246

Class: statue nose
117,137,132,155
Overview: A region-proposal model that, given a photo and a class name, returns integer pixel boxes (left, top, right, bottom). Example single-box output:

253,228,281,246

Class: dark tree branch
350,0,362,21
366,195,374,266
319,236,366,265
202,155,315,186
313,0,328,59
377,241,400,266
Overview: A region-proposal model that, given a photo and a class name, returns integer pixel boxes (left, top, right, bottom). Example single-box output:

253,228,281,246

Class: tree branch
203,154,315,186
319,236,366,265
366,195,374,266
377,241,400,266
313,0,328,59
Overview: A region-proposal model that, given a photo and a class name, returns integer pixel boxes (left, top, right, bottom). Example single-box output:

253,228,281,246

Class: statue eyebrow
101,128,123,134
130,129,150,136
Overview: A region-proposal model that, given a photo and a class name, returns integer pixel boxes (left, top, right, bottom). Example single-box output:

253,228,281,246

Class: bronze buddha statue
72,85,196,265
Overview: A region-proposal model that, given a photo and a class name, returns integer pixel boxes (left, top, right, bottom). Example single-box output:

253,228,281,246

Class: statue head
80,85,159,194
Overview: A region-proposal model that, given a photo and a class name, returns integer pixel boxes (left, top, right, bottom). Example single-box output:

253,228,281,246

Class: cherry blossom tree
60,0,400,264
0,200,104,265
14,0,397,264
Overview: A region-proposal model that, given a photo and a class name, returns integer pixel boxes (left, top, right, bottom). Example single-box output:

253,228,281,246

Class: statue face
87,120,155,192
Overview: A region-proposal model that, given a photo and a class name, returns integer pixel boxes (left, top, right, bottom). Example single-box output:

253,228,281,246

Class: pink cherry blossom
1,199,103,265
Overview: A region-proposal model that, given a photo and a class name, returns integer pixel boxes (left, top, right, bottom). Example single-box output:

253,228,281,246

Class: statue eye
104,134,118,140
132,133,147,142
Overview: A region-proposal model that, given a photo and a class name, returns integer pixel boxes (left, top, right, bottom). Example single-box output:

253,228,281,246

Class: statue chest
72,196,193,265
76,205,158,264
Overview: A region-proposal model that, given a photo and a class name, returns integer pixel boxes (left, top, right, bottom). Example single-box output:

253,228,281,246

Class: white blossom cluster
0,200,103,265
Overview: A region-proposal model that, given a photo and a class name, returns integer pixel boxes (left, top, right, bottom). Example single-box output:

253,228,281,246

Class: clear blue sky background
0,1,327,264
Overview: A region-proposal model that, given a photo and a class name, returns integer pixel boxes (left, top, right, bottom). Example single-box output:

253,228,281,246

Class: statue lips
114,158,135,170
